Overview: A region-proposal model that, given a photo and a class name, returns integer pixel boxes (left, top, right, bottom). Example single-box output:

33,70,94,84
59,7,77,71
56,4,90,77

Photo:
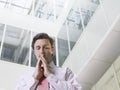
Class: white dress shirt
15,61,82,90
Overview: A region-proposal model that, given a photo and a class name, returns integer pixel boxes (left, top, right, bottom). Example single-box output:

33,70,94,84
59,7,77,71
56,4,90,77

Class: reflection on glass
0,0,67,21
57,27,69,66
0,23,5,54
0,25,30,66
0,0,5,8
58,38,69,66
31,50,37,67
34,0,54,21
30,0,67,21
68,28,82,50
80,0,100,27
55,0,66,19
31,32,38,67
9,0,32,14
66,7,83,30
65,2,83,50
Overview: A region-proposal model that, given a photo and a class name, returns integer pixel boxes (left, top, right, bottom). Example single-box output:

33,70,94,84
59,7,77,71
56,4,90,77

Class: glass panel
55,0,67,19
34,0,55,21
0,0,9,8
80,0,100,27
66,8,83,30
65,2,83,50
57,27,69,66
31,32,37,67
0,0,6,8
0,25,30,66
31,50,37,67
69,28,82,50
0,23,5,52
33,0,68,21
0,0,32,15
52,37,56,65
8,0,32,15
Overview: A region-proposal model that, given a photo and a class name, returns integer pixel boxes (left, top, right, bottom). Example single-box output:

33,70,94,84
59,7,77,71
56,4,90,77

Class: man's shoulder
54,66,72,74
58,66,71,71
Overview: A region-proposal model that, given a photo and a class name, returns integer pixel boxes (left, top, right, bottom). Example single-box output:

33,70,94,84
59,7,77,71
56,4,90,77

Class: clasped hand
33,56,51,80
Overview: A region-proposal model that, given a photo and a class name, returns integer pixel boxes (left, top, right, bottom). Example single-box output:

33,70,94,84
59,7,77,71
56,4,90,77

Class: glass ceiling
0,0,67,22
0,0,99,22
0,0,100,38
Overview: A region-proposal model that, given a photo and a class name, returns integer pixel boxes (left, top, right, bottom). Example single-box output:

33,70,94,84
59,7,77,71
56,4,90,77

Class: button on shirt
15,61,82,90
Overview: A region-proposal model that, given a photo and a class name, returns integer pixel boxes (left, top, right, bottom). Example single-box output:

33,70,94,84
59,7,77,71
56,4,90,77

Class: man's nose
39,47,44,53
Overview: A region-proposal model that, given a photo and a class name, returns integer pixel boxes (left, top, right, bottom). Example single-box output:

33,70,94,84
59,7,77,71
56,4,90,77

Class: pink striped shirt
15,62,82,90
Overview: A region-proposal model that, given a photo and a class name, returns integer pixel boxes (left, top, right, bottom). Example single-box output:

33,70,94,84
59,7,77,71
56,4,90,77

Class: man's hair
32,33,54,50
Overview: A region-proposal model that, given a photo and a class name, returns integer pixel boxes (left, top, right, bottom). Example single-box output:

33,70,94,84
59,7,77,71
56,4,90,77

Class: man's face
34,39,54,64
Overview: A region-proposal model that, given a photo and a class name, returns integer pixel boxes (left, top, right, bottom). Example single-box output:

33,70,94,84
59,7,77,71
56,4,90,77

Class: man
16,33,81,90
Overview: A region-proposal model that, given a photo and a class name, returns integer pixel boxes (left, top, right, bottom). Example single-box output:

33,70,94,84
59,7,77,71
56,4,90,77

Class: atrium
0,0,120,90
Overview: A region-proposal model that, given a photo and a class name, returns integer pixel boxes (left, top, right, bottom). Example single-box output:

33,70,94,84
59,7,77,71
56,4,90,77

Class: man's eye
36,46,40,50
45,47,50,49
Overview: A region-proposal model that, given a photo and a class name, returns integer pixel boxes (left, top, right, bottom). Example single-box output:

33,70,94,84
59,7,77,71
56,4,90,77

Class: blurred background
0,0,120,90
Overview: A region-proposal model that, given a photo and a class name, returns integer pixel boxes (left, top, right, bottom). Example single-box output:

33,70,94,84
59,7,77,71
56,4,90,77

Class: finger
36,59,41,66
36,59,43,71
40,56,47,67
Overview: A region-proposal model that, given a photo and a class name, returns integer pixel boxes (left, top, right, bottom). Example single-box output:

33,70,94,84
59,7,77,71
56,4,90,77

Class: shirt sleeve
15,72,39,90
47,68,82,90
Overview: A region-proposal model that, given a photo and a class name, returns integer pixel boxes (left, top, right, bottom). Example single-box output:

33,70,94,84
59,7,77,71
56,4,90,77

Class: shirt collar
48,61,56,68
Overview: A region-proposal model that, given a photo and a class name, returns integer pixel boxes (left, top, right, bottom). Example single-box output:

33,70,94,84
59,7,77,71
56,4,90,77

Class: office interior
0,0,120,90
